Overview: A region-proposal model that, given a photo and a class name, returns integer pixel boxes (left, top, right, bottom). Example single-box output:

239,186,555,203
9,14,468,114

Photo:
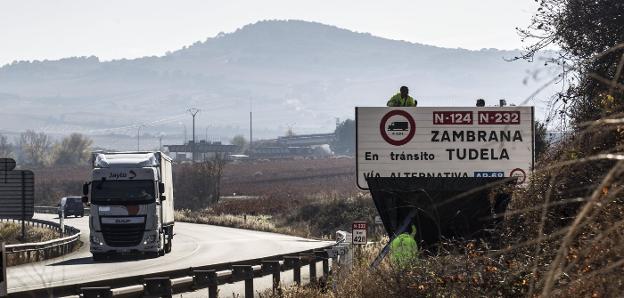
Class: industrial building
164,140,237,161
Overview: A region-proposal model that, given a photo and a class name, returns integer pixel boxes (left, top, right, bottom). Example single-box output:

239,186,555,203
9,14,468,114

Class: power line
187,108,200,161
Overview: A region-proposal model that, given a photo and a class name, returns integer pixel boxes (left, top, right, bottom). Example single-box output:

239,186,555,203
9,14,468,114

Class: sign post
60,209,65,237
0,242,6,297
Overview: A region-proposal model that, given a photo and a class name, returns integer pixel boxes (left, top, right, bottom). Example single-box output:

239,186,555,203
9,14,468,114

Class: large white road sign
356,107,534,189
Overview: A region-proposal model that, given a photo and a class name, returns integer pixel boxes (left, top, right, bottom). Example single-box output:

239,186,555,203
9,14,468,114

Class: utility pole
183,124,187,144
137,124,145,151
249,99,253,154
187,108,200,161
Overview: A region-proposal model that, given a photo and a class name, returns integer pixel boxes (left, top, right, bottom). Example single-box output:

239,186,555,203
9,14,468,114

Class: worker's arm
387,94,398,107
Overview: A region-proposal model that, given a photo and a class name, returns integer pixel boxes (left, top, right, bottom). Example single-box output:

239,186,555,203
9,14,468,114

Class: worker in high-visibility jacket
387,86,417,107
390,224,419,267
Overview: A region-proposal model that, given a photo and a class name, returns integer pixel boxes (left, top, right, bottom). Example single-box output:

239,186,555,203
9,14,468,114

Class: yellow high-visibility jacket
390,225,419,267
387,93,416,107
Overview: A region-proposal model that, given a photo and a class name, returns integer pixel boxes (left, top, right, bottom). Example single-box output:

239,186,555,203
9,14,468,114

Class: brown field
221,158,357,199
32,158,358,206
177,158,372,238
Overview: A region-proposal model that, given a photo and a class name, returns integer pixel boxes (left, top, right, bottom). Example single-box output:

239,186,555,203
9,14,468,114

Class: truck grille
101,223,145,247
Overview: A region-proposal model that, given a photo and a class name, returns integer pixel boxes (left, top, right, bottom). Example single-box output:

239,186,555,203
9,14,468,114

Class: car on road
58,196,85,218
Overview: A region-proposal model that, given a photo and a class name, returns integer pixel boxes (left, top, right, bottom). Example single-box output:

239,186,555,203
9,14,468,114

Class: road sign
352,221,367,245
356,107,534,189
0,159,35,219
0,159,16,172
374,216,383,225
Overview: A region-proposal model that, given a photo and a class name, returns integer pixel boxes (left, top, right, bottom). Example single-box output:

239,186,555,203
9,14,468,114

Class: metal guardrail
34,206,91,215
9,241,353,298
0,218,81,265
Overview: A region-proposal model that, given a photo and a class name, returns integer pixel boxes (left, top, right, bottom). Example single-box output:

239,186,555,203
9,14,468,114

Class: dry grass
260,239,533,298
0,222,82,266
0,222,58,244
175,192,377,239
175,210,303,236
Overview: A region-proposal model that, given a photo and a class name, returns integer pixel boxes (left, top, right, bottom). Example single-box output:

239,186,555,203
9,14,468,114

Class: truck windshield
91,180,156,204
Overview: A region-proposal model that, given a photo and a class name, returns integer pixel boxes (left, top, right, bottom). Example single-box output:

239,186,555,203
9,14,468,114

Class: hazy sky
0,0,538,66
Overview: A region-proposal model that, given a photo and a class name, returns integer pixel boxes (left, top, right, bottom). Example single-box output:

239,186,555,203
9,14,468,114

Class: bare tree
208,153,226,203
51,133,93,166
18,130,51,167
230,135,248,153
0,134,13,158
173,153,227,209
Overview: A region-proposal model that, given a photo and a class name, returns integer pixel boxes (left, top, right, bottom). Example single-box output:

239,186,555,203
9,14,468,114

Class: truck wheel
157,232,166,256
164,235,172,254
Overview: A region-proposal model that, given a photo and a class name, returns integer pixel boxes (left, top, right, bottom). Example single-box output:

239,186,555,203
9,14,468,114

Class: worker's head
476,99,485,107
400,86,409,99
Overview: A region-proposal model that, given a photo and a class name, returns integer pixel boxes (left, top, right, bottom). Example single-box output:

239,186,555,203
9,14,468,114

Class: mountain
0,20,553,149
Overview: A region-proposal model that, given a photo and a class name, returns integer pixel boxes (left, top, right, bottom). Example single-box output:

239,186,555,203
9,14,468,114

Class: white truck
82,151,174,260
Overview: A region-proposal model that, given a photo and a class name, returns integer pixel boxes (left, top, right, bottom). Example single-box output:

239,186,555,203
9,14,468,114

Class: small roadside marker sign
352,221,368,245
374,216,383,225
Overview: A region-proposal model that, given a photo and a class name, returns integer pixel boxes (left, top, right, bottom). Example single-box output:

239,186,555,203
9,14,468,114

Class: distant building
276,133,335,147
164,140,238,161
251,146,314,159
250,133,335,159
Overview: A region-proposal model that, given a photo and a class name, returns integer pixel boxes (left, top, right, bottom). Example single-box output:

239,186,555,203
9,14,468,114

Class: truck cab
83,152,174,260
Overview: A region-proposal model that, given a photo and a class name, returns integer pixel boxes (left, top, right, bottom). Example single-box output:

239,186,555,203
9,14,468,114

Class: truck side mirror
82,196,88,203
159,182,165,194
160,195,166,201
82,183,89,196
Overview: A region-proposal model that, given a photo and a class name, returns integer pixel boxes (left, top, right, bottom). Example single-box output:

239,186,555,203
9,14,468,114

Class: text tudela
446,148,509,160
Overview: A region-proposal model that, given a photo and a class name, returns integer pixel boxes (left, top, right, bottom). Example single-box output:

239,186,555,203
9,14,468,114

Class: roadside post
0,243,6,297
60,210,64,237
374,215,383,240
352,221,367,265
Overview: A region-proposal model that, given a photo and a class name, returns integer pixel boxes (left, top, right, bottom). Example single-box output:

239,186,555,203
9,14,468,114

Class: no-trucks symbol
379,110,416,146
510,168,527,184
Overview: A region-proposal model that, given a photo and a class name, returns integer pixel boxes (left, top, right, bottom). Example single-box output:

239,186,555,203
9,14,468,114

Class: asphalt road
8,213,331,294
